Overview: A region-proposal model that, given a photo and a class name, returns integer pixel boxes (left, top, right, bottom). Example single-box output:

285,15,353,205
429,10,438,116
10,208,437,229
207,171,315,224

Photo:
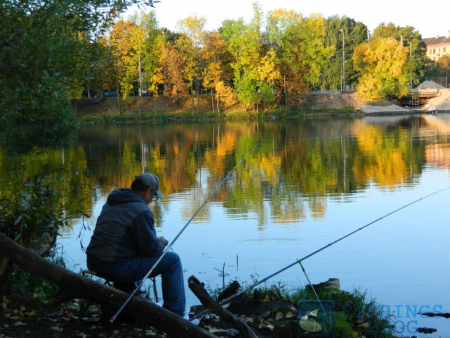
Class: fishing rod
191,186,450,320
110,142,260,323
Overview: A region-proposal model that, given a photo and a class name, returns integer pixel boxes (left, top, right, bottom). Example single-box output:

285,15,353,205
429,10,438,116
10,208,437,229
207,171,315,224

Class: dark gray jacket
86,188,164,269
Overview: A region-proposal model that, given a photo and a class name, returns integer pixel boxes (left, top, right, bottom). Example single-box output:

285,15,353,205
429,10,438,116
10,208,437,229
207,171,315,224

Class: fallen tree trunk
188,276,258,338
0,232,216,338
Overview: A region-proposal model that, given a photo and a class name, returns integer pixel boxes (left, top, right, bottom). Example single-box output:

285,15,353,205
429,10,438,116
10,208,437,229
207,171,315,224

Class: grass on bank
239,282,395,338
78,107,357,123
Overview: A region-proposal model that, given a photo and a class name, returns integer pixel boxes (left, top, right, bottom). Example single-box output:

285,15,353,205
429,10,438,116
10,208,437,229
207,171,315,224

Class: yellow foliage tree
353,37,411,99
109,20,137,102
148,35,167,98
176,15,207,114
201,31,234,113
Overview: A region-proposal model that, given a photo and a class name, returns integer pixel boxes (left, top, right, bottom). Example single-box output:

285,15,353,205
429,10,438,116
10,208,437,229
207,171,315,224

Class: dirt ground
0,293,302,338
73,92,390,118
73,95,244,118
296,92,390,111
361,104,410,114
423,89,450,111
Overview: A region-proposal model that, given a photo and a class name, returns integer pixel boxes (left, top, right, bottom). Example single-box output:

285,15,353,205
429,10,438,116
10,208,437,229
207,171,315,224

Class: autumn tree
437,55,450,80
164,40,191,107
266,9,332,109
201,32,234,113
353,37,411,99
138,12,182,112
220,3,279,111
176,15,207,114
373,23,425,86
109,20,140,102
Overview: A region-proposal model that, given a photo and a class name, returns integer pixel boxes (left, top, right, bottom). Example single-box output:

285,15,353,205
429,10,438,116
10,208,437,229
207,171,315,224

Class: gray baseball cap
135,173,164,200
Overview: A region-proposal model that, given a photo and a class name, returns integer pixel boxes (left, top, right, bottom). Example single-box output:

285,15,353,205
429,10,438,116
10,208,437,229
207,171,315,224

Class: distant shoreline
74,91,450,126
79,109,446,126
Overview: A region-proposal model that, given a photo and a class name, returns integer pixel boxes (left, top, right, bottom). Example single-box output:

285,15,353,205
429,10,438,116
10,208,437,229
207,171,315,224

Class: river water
2,114,450,336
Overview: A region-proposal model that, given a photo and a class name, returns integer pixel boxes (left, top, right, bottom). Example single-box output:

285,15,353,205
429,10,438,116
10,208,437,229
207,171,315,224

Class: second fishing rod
191,186,450,320
110,142,260,323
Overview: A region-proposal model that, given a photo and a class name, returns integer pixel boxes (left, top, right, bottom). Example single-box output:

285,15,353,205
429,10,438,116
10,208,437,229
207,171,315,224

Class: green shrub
334,311,354,338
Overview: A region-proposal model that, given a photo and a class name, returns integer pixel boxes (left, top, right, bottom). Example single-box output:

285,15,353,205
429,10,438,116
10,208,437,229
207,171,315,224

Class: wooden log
188,276,258,338
0,232,216,338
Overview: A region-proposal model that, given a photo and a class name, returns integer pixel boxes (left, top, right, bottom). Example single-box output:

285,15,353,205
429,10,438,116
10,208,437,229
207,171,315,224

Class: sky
125,0,450,39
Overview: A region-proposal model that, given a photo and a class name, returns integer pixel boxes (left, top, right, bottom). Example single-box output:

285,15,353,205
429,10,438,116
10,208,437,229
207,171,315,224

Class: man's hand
159,236,169,246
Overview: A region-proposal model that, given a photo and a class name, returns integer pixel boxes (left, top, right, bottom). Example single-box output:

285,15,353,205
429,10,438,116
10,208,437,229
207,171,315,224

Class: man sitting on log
86,173,186,317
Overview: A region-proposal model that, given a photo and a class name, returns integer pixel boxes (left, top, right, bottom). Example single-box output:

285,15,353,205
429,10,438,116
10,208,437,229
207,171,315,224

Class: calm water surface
3,114,450,336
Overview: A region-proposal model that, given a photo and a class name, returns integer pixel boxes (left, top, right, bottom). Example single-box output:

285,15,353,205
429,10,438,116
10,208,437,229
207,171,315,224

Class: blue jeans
89,252,186,316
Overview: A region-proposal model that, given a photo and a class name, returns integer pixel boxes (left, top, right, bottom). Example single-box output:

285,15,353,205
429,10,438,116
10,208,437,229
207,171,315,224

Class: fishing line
297,260,333,329
110,142,260,323
297,259,327,317
191,186,450,320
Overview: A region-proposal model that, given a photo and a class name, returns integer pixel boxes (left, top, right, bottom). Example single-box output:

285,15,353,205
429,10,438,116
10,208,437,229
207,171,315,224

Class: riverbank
0,279,396,338
75,92,433,125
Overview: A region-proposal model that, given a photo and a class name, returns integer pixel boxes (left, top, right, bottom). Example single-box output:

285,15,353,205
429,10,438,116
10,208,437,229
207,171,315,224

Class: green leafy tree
220,3,279,111
139,11,164,96
0,0,156,155
423,58,441,78
139,12,182,105
318,16,368,90
266,9,332,108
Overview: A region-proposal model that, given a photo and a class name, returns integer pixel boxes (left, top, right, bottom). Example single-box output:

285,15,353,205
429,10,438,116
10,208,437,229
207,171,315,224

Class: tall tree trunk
116,73,120,114
191,86,194,115
196,91,200,114
211,90,214,113
284,71,288,111
217,96,220,114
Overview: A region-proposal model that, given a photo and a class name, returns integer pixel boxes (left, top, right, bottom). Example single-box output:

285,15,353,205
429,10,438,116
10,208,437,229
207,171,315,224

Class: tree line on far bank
1,0,450,154
89,8,433,108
